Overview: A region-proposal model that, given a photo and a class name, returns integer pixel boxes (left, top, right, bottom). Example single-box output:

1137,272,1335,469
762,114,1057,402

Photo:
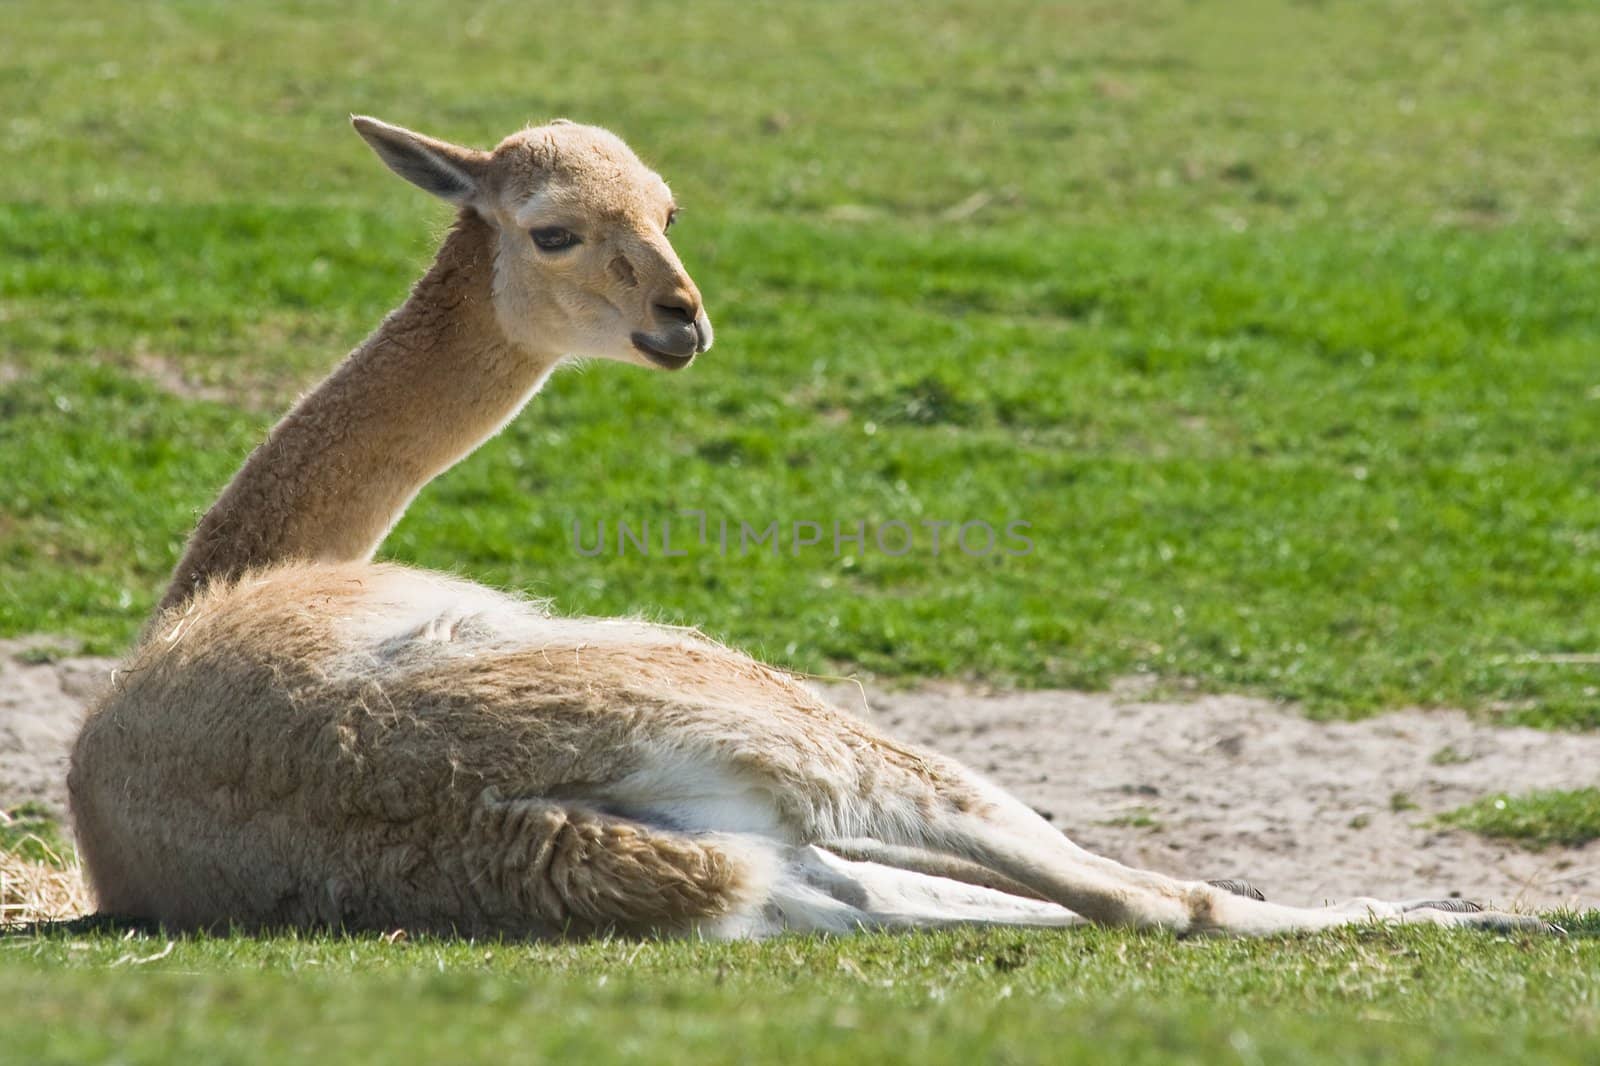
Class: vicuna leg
822,840,1268,908
610,704,1554,937
821,839,1047,900
470,640,1555,938
755,845,1084,935
893,769,1555,936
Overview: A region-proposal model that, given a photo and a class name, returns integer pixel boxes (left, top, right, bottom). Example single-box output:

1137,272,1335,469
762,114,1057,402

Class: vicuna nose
653,292,699,324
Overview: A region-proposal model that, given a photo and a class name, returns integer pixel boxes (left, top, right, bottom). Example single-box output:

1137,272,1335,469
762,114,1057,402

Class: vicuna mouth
631,333,696,371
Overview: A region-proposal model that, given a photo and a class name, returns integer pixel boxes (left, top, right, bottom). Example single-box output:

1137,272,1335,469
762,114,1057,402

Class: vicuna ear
351,116,490,206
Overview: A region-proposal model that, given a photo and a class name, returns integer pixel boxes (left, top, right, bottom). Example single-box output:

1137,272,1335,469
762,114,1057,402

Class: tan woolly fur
68,118,1548,939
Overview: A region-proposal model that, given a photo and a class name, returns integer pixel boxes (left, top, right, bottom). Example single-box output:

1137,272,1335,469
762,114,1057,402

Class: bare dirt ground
821,682,1600,912
4,638,1596,914
0,640,108,822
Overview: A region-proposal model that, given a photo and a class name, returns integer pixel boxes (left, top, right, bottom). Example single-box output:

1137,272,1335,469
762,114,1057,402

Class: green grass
9,213,1600,721
3,2,1600,723
5,0,1600,723
0,803,72,867
1443,789,1600,849
5,2,1600,1059
3,924,1599,1066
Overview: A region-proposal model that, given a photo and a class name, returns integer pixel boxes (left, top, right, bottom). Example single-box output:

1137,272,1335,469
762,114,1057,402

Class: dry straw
0,810,91,926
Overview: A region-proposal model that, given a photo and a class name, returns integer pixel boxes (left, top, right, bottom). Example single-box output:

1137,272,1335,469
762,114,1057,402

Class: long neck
160,210,557,612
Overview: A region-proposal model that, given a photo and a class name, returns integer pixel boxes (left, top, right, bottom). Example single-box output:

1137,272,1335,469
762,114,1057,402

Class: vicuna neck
160,210,557,612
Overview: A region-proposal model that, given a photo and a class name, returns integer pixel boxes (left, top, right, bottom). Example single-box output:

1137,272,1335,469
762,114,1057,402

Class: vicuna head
353,116,712,371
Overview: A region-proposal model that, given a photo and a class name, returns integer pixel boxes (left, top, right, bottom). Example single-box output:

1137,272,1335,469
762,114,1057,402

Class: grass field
4,0,1600,1061
6,0,1600,721
4,922,1600,1065
1443,788,1600,848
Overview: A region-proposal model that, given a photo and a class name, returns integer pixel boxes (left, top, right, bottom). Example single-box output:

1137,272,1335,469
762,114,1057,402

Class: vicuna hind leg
574,664,1552,937
820,840,1267,905
739,845,1085,935
820,839,1047,900
893,765,1554,936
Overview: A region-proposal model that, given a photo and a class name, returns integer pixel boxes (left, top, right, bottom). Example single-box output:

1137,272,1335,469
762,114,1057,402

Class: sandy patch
2,639,1595,915
821,682,1600,912
0,639,109,821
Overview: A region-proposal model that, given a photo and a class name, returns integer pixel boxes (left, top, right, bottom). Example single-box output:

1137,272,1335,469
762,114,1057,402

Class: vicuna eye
665,209,679,232
530,227,581,251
